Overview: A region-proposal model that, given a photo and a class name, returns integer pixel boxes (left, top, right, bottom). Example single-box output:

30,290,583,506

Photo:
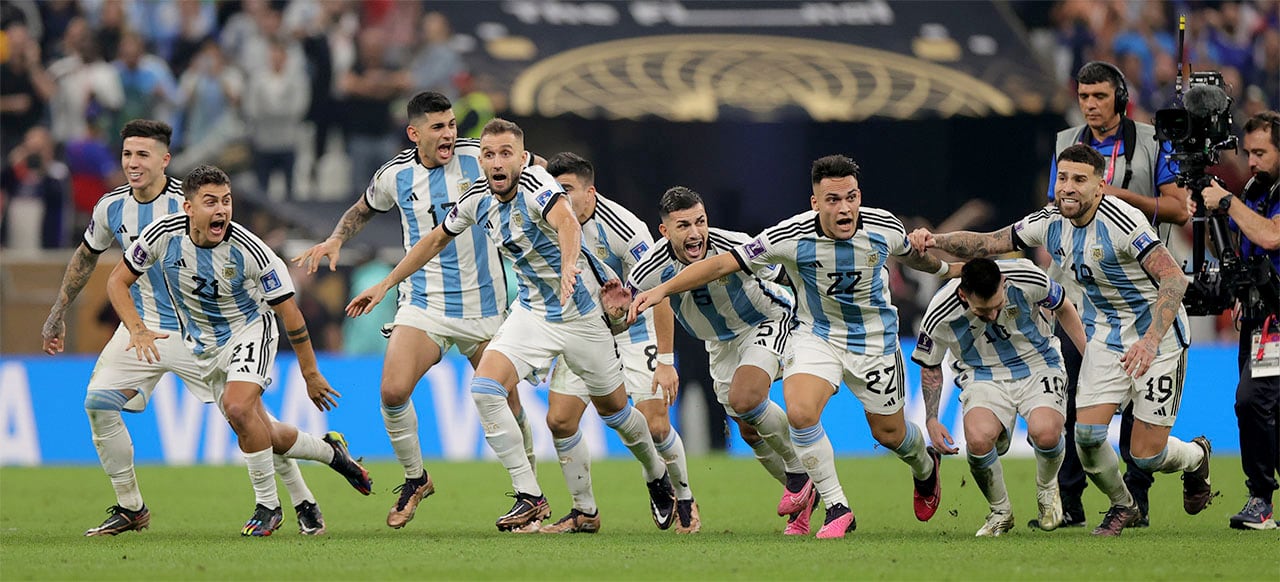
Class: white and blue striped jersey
912,259,1065,381
442,164,615,323
124,216,296,356
581,193,656,345
631,228,793,343
84,177,186,331
732,208,911,356
364,141,506,319
1011,197,1190,354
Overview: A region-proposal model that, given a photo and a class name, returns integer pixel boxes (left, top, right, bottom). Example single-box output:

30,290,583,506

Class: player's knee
1074,423,1109,448
870,423,902,447
221,399,255,428
727,392,763,419
380,380,414,408
965,435,995,456
545,412,579,438
786,404,820,429
647,418,671,442
1027,425,1064,450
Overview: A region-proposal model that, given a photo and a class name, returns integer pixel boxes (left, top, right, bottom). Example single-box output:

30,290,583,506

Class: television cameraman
1194,111,1280,531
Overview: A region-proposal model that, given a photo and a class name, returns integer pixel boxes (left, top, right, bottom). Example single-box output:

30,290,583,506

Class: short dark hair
407,91,452,120
182,165,231,200
958,258,1003,299
1076,61,1123,91
547,152,594,185
658,186,704,219
1057,144,1106,177
1244,111,1280,150
811,155,860,185
481,118,524,142
120,119,172,147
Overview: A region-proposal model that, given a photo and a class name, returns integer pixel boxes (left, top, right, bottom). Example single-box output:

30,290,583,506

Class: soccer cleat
912,447,942,521
675,499,701,534
1091,504,1140,537
323,432,373,495
975,510,1015,537
295,500,326,535
1229,497,1277,531
646,472,678,530
84,505,150,536
783,490,820,536
815,504,856,539
242,504,283,537
1035,484,1064,532
496,492,551,532
387,473,435,529
1060,495,1087,527
777,475,815,516
1182,436,1213,515
539,508,601,534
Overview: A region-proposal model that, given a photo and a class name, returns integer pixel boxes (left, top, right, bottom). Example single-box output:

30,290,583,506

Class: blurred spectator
407,11,462,99
0,126,70,249
48,29,122,144
35,1,81,59
338,28,404,196
92,0,126,63
452,72,494,139
244,38,309,201
63,116,118,222
166,0,220,76
1252,29,1279,106
0,22,54,157
113,32,178,145
175,40,243,162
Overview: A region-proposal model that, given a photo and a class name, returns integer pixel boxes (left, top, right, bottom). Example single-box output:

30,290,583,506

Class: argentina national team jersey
124,216,296,356
581,193,657,345
912,259,1065,381
364,142,505,319
442,164,615,323
732,208,910,355
84,176,186,331
1011,197,1190,354
631,228,794,342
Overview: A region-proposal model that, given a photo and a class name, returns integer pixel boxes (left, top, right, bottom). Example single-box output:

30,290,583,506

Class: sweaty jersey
581,193,656,345
365,141,505,319
125,216,296,356
1011,196,1189,354
631,228,793,343
84,177,186,331
912,259,1065,381
732,208,911,356
442,164,615,323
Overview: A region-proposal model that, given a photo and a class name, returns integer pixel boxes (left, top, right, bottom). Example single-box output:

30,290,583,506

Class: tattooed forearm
50,245,101,316
287,325,311,345
921,365,944,420
896,250,942,275
328,200,375,243
1142,247,1188,341
935,229,1014,259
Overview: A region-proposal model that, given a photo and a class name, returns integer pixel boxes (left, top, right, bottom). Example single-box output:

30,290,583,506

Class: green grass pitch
2,455,1274,580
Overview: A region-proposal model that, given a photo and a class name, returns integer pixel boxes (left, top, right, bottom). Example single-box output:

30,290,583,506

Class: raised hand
907,228,937,255
346,283,388,317
292,238,342,274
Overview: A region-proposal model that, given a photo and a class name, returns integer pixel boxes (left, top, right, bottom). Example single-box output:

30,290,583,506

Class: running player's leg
855,352,939,522
727,362,808,512
1026,405,1067,531
962,405,1012,536
731,416,786,484
1125,350,1209,514
629,338,693,516
1075,345,1139,535
470,339,536,472
222,379,283,536
542,382,598,533
472,347,550,530
784,372,848,537
381,324,441,526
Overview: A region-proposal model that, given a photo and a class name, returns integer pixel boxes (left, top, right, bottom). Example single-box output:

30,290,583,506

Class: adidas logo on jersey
406,191,419,201
116,224,128,234
238,366,251,373
1053,248,1066,257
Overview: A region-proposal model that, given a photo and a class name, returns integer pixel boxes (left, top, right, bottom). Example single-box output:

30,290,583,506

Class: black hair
481,118,523,142
658,186,704,219
1057,144,1106,177
958,258,1003,299
811,155,860,185
406,91,453,120
1076,61,1124,90
1244,111,1280,150
182,165,231,200
547,152,594,185
120,119,172,148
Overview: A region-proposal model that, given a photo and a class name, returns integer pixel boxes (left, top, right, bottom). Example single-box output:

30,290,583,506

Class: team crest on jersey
868,251,882,264
458,179,471,193
595,244,609,260
1091,246,1104,261
511,211,524,228
223,264,237,279
1005,305,1020,319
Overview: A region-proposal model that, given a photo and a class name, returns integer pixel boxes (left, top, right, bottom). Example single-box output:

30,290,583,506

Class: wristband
656,353,674,366
933,260,950,277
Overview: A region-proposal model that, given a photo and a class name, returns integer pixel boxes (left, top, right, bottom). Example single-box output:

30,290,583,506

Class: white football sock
244,447,280,509
382,400,424,480
553,431,596,514
790,423,848,509
88,408,143,511
473,378,540,496
656,430,693,500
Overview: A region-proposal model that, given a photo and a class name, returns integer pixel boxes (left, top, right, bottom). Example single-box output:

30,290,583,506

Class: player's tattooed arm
1140,245,1188,342
286,324,310,346
920,365,958,454
933,228,1015,259
42,244,101,354
330,197,376,243
293,198,376,273
895,248,943,275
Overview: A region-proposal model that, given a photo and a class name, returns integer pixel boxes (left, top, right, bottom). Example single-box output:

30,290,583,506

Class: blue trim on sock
600,407,632,428
790,424,825,447
554,431,582,452
470,377,509,397
1033,436,1065,457
1075,423,1110,447
1132,448,1168,472
968,448,999,469
892,422,923,455
85,390,130,411
655,430,677,453
381,401,411,415
739,399,771,424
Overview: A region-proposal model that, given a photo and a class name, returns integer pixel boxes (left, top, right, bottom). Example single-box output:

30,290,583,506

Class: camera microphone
1184,84,1230,117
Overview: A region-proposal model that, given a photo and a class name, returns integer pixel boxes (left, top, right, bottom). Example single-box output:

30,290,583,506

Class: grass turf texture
1,455,1272,580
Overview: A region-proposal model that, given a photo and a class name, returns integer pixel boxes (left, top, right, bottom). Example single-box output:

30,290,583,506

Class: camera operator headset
1044,61,1191,528
1193,111,1280,530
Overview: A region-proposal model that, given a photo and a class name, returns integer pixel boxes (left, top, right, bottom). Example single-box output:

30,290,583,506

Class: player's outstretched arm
920,364,958,455
1053,298,1088,354
1121,245,1188,377
628,253,741,323
346,224,455,317
271,297,340,411
42,243,102,354
912,226,1017,260
894,245,961,279
292,197,377,273
106,261,168,364
545,197,584,303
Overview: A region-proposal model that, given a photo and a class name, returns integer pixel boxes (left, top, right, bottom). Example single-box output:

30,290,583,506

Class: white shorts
198,312,280,398
785,332,906,415
550,339,661,403
87,324,216,412
958,369,1067,434
385,305,506,358
1077,343,1187,427
489,307,624,396
709,318,791,406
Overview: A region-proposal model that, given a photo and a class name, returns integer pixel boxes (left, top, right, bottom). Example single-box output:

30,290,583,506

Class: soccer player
913,257,1087,536
536,153,695,534
348,119,677,533
43,121,347,537
292,92,535,529
910,144,1212,536
107,165,372,537
631,155,956,539
627,186,817,535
